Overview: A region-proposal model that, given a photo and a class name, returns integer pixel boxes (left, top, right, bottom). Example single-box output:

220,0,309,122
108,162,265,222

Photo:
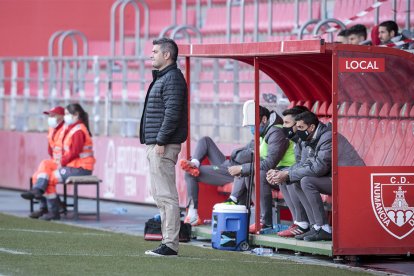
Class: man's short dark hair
259,105,270,120
379,20,399,36
338,29,348,37
153,38,179,62
294,111,319,127
282,105,310,117
347,24,367,40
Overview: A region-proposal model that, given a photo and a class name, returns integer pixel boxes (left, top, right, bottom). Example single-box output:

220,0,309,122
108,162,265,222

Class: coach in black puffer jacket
139,63,188,145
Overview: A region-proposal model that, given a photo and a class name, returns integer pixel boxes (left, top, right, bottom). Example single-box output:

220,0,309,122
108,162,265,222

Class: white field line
0,248,32,255
0,228,111,236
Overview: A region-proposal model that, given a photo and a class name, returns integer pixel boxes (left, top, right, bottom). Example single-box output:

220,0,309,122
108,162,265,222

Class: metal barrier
226,0,259,43
110,0,149,57
0,55,282,145
312,18,346,42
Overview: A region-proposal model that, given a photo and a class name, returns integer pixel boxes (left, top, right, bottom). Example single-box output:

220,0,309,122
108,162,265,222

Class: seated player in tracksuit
267,111,364,241
180,105,276,226
225,109,295,233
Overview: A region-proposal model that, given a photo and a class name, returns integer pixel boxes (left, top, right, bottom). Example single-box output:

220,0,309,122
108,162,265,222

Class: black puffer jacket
140,63,188,145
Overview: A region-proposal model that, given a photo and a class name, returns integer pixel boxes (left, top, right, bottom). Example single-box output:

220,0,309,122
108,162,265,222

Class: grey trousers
230,170,273,226
147,144,182,252
296,176,332,226
185,137,234,209
279,183,309,223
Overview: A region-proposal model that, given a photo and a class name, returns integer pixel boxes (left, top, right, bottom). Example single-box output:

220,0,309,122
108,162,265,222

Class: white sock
313,224,321,231
296,221,309,229
190,158,200,168
229,195,238,203
188,208,198,218
321,224,331,233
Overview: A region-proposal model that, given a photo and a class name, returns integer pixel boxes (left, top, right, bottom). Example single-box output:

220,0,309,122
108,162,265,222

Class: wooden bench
63,175,101,221
29,176,102,221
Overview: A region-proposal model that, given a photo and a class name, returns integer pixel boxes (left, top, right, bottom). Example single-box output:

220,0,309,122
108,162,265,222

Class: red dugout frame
179,40,414,256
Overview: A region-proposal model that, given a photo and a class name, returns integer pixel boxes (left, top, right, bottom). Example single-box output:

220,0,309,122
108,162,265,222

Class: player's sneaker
303,228,332,241
179,159,200,177
277,224,308,238
222,198,237,205
249,223,272,234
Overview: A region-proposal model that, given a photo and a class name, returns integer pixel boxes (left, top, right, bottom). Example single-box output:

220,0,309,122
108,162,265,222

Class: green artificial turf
0,213,370,276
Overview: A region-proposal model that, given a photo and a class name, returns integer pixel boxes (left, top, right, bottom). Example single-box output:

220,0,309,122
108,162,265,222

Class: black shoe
39,212,60,221
20,189,43,200
59,202,67,214
294,227,315,240
303,228,332,241
29,208,48,219
145,244,178,256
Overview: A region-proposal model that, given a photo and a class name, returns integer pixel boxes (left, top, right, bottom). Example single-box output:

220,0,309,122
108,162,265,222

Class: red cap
43,106,65,116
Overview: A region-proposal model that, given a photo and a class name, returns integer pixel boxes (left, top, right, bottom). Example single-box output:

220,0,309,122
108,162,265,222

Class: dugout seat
352,102,378,158
364,103,394,166
341,102,360,143
393,105,414,166
383,103,412,165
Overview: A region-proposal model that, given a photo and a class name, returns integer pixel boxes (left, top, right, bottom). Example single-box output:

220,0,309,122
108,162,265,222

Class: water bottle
112,207,127,214
252,247,273,256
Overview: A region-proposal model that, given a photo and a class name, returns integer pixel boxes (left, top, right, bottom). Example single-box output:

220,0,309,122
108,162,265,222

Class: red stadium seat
341,102,360,143
393,105,414,166
383,103,412,165
364,103,396,165
303,100,313,110
287,101,297,109
337,102,349,135
311,101,321,115
318,101,329,116
352,102,376,157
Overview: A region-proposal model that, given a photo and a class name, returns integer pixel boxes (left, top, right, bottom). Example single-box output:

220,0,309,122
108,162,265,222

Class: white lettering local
346,60,379,70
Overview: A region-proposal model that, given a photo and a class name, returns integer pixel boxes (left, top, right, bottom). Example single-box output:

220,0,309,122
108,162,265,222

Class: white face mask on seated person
47,117,58,128
64,114,77,125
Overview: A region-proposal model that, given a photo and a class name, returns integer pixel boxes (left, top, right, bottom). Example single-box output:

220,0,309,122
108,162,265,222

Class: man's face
50,114,64,124
336,35,348,44
151,44,168,70
296,120,309,131
283,114,296,131
347,34,364,45
378,26,394,43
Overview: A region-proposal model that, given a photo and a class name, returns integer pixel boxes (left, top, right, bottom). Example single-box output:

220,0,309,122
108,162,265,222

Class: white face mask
47,117,58,128
64,114,76,125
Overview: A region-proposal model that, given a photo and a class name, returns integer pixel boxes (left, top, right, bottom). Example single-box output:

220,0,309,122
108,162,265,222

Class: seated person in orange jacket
21,106,65,218
21,103,96,220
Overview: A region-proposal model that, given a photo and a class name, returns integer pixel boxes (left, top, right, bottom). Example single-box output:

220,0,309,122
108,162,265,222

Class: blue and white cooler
211,203,249,251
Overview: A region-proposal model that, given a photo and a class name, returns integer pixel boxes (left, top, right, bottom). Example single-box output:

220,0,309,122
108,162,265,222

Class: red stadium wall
0,0,171,57
0,130,236,221
0,131,185,205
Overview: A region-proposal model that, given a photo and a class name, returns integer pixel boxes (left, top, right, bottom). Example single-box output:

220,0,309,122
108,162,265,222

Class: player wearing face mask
21,106,65,219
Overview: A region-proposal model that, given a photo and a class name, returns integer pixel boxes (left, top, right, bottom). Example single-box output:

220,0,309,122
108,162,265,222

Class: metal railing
110,0,149,57
0,55,282,144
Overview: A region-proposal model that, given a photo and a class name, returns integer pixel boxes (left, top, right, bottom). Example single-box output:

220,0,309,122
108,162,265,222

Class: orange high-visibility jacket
48,125,64,163
58,123,95,171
